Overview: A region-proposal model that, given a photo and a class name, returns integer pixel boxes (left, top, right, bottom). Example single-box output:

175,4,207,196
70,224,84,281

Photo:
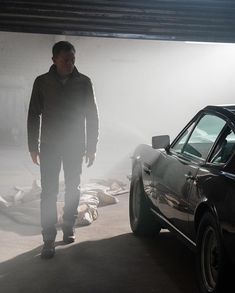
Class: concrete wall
1,31,235,181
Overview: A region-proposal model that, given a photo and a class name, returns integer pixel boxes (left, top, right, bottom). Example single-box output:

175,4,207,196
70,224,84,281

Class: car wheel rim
201,226,219,291
132,179,141,222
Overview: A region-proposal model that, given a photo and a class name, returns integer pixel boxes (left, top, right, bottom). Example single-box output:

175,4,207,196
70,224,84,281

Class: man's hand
85,152,96,167
30,151,40,165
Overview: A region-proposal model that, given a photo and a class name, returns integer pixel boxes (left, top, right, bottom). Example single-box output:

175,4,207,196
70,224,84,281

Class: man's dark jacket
27,65,99,154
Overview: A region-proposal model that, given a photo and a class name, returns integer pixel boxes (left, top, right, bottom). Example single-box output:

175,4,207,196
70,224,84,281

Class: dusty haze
1,31,235,184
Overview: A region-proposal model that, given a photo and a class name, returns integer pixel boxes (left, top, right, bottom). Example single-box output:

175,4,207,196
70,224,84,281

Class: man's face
52,49,75,77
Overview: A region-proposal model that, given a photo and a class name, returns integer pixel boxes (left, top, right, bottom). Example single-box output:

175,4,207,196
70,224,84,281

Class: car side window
210,127,235,164
183,114,226,160
171,122,196,153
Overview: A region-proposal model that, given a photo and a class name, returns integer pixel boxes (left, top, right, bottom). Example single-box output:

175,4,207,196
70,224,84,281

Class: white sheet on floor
0,179,128,226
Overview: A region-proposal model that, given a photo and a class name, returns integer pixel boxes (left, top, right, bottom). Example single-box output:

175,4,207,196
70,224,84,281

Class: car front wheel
196,212,228,293
129,165,161,237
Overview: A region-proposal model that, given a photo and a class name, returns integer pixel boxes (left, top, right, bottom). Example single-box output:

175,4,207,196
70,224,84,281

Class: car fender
131,144,162,171
194,198,222,237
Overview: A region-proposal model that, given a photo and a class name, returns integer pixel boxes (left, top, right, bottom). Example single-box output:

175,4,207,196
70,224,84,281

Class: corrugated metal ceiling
0,0,235,43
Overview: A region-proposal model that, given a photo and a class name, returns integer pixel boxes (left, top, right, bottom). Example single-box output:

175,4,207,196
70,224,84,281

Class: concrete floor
0,147,199,293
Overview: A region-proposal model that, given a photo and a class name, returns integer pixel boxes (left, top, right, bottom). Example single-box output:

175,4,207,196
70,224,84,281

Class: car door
151,113,226,237
188,123,235,241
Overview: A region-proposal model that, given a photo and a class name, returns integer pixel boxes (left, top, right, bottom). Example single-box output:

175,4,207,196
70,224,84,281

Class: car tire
129,165,161,237
196,212,229,293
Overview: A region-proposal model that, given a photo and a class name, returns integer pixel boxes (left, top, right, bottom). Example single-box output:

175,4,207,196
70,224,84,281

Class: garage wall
71,36,235,147
1,31,235,180
0,32,53,146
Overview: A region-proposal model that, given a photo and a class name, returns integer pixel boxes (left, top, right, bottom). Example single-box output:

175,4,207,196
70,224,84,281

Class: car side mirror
152,135,170,150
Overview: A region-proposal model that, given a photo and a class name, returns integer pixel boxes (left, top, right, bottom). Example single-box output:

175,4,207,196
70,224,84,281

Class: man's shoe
63,226,75,244
41,241,55,259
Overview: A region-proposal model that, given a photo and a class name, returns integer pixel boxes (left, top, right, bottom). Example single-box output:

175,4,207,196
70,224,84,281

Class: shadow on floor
0,232,199,293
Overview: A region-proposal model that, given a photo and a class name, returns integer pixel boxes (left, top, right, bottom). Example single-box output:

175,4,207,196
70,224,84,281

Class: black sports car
129,105,235,293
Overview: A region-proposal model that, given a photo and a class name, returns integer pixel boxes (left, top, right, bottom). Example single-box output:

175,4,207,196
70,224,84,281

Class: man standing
27,41,99,259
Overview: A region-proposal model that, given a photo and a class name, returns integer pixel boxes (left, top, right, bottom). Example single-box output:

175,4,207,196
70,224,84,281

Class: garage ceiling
1,0,235,43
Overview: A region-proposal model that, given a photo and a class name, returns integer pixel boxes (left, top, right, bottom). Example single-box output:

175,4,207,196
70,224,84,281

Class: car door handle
143,167,152,175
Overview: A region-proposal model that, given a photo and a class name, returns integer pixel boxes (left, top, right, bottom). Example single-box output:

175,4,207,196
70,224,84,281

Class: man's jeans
40,143,83,241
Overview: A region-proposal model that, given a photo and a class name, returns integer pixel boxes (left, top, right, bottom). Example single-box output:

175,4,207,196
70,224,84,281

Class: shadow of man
0,232,199,293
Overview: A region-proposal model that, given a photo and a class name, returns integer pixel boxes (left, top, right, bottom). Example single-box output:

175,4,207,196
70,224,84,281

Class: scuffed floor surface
0,193,199,293
0,147,199,293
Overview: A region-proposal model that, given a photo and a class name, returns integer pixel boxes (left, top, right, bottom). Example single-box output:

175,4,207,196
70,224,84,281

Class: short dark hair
52,41,75,57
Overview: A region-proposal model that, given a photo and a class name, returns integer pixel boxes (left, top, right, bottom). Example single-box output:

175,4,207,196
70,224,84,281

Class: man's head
52,41,76,77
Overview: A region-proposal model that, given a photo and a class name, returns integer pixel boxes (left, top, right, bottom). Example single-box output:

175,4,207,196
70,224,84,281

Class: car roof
203,104,235,123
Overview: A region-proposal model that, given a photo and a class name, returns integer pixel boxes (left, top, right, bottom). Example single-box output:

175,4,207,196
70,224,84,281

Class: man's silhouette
27,41,99,258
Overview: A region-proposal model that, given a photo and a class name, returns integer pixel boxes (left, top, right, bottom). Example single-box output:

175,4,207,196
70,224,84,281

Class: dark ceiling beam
0,0,235,43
